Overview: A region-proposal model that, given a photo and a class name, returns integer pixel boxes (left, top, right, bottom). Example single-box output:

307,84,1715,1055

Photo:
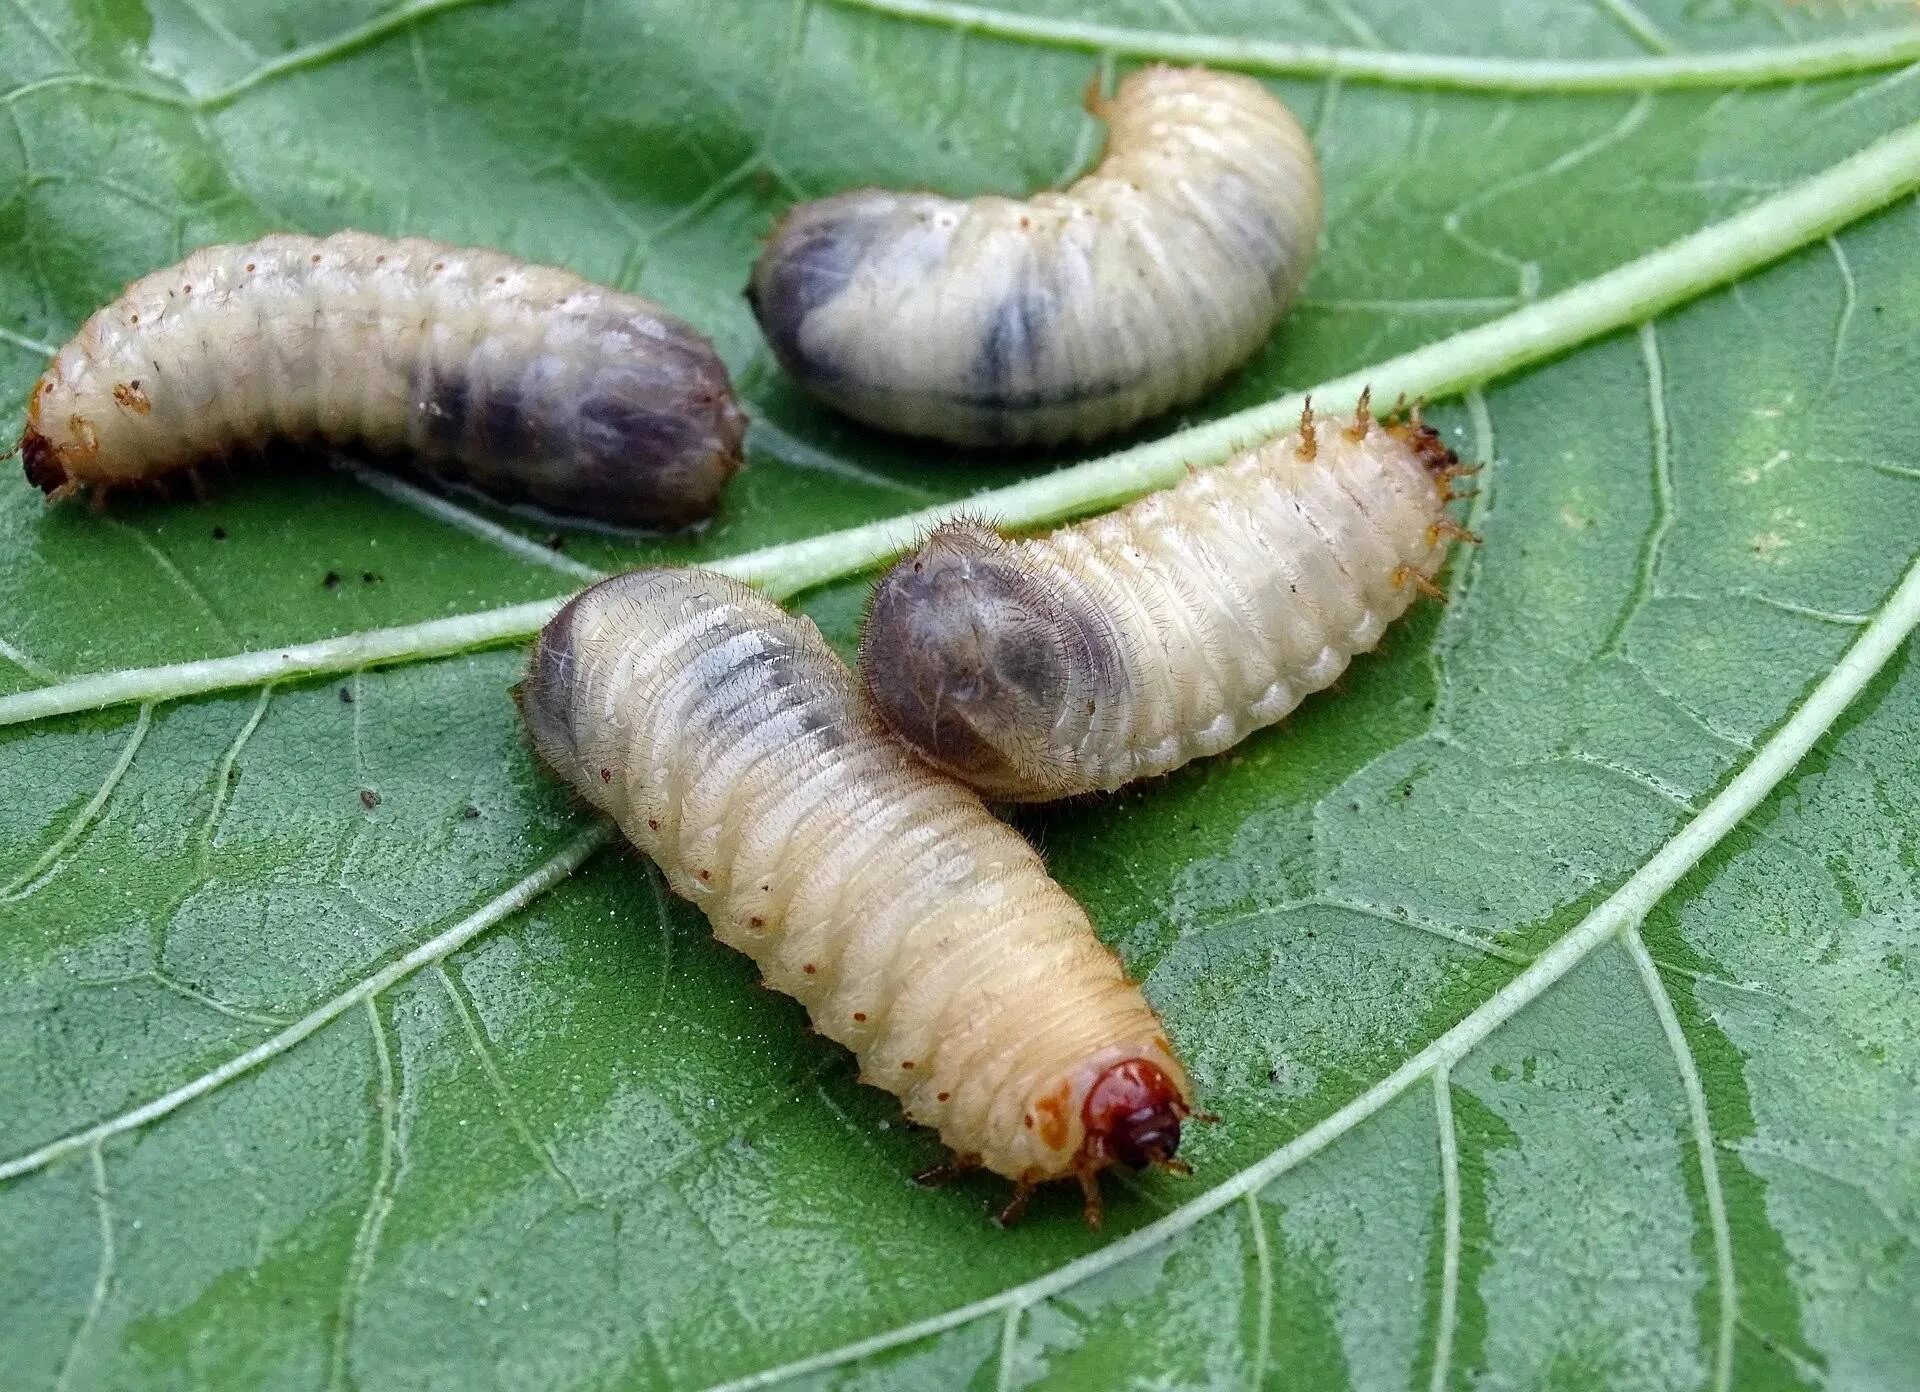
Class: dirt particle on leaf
322,570,341,589
359,788,379,810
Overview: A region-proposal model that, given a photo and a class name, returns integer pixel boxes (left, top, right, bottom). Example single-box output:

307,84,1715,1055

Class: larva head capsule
1079,1057,1190,1171
862,520,1116,800
19,428,68,496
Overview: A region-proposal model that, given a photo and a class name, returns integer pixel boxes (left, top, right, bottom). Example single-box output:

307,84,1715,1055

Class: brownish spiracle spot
112,381,152,415
802,962,815,973
853,1011,867,1022
696,868,711,881
600,767,613,783
937,1091,951,1102
20,429,67,495
245,262,256,272
901,1060,915,1070
1031,1080,1072,1150
647,818,660,830
750,916,766,928
1078,1058,1188,1171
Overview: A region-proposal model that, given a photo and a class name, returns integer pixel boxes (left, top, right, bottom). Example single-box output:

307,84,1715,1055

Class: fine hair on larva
860,397,1478,802
518,566,1196,1223
747,64,1322,447
19,231,748,528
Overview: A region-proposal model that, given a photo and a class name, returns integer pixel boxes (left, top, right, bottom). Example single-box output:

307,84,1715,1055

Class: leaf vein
1624,928,1736,1392
0,703,152,903
820,0,1920,92
0,825,611,1185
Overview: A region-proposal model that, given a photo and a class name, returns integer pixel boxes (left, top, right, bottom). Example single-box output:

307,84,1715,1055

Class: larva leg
913,1153,982,1187
996,1182,1037,1229
864,408,1474,799
1393,564,1450,604
1076,1166,1104,1230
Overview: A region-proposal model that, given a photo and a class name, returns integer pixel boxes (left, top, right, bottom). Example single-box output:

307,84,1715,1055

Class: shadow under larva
518,567,1199,1225
747,64,1323,448
18,231,748,529
860,400,1479,802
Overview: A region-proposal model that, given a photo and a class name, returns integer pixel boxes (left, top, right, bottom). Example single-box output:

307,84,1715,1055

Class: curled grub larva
20,232,747,527
747,65,1321,447
520,567,1194,1216
862,402,1472,801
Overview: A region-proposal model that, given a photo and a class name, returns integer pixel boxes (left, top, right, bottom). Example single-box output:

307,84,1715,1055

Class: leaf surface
2,3,1918,1389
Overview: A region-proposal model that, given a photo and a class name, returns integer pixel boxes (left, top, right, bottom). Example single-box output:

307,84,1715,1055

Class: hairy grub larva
862,400,1476,801
747,65,1321,446
519,567,1196,1221
20,232,747,527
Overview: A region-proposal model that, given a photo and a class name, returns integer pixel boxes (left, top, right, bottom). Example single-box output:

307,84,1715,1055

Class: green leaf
2,3,1918,1389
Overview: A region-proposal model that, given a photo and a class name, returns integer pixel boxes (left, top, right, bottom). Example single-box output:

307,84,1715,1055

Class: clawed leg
1076,1166,1104,1230
996,1181,1036,1229
914,1154,980,1188
1392,565,1449,604
1428,518,1482,546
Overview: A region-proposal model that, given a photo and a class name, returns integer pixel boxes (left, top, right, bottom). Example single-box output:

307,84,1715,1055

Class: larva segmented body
748,65,1321,447
21,232,747,527
520,568,1194,1209
862,406,1469,801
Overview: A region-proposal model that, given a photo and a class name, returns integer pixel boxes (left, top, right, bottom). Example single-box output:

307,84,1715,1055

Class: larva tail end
20,429,71,498
1079,1058,1189,1173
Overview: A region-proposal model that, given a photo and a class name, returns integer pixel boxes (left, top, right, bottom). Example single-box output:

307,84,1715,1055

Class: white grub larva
862,401,1477,801
20,232,747,527
519,567,1195,1221
747,65,1321,447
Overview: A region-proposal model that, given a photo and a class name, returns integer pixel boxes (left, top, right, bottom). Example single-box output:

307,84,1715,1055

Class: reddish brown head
1079,1058,1188,1170
20,430,67,495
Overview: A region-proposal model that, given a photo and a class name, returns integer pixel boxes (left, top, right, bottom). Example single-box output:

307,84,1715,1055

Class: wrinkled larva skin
747,65,1321,446
21,232,747,527
862,413,1462,801
520,568,1193,1188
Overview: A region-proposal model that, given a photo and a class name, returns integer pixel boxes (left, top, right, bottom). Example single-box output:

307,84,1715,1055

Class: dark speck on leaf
361,571,380,584
322,570,341,589
338,686,354,704
211,526,228,541
546,533,567,551
462,805,482,820
359,788,379,810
